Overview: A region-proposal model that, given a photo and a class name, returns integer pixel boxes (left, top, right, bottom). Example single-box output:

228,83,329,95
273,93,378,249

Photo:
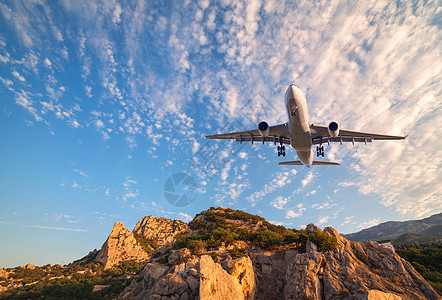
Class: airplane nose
286,85,295,99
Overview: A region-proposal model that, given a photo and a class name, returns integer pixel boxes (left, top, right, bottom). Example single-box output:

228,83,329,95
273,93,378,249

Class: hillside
344,213,442,243
0,207,440,299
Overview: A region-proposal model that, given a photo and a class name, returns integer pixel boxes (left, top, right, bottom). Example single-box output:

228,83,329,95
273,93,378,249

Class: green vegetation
176,207,313,254
133,234,157,254
229,248,247,259
309,230,338,252
395,243,442,295
0,260,146,300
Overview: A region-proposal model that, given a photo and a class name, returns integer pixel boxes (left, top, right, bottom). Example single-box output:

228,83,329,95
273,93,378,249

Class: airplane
205,84,407,167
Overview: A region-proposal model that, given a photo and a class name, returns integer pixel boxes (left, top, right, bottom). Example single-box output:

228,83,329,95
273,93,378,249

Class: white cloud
44,58,52,67
72,182,82,188
24,224,86,232
317,216,330,226
301,172,315,188
271,196,288,210
73,169,88,178
358,218,380,229
12,70,25,81
178,212,193,223
95,119,104,129
247,169,297,206
113,3,122,25
286,204,306,219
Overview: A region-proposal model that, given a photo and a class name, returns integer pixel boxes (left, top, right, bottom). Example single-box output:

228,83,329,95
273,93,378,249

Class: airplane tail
279,161,340,166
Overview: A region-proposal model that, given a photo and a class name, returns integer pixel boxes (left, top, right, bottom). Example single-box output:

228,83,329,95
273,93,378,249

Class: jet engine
328,122,339,137
258,121,270,137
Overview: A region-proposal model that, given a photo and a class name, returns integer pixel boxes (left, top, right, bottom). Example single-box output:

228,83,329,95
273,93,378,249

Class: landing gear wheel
277,144,286,157
316,145,325,157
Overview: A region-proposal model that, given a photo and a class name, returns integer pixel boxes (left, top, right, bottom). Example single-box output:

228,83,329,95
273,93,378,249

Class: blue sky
0,0,440,268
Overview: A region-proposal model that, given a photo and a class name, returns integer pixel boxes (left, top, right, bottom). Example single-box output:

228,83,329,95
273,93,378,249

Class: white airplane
206,84,407,167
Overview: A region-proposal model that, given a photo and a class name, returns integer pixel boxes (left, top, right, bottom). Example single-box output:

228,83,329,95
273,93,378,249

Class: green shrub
309,231,338,252
252,230,283,247
355,250,369,265
229,248,247,259
187,239,206,255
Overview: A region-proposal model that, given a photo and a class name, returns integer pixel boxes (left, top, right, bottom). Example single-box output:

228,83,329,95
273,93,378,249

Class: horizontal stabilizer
279,161,340,166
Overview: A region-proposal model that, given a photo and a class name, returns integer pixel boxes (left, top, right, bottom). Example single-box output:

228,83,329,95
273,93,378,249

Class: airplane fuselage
285,84,315,165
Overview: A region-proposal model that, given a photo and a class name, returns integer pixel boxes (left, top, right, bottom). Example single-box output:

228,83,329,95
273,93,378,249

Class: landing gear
316,145,324,157
278,144,286,157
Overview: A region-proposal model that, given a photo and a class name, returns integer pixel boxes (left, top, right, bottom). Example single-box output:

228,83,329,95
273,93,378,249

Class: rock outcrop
67,208,439,299
200,255,245,300
95,222,149,269
284,226,440,299
118,216,439,299
133,216,187,247
119,254,256,300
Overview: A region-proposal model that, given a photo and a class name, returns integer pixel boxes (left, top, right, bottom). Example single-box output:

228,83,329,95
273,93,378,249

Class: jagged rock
179,292,189,300
119,263,169,300
153,273,188,296
71,249,99,266
95,222,149,269
168,248,191,265
133,216,187,247
25,264,35,270
284,225,440,300
0,268,9,278
285,251,325,300
366,290,402,299
306,223,321,234
223,256,256,300
306,239,318,253
199,255,244,300
185,275,198,291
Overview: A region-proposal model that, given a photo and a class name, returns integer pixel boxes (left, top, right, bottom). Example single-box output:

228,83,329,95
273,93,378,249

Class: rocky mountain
90,217,187,269
1,208,440,299
116,208,439,300
95,222,150,269
344,212,442,243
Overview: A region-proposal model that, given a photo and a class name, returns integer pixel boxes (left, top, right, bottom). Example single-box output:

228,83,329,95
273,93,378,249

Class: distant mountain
393,233,440,245
344,213,442,243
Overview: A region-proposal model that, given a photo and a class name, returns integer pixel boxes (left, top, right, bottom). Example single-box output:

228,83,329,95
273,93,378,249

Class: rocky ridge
95,222,150,269
2,208,439,299
133,216,188,248
344,212,442,242
115,208,440,300
89,217,187,270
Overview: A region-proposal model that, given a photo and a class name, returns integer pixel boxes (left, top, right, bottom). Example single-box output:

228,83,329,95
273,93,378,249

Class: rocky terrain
344,213,442,243
116,208,440,299
1,208,440,299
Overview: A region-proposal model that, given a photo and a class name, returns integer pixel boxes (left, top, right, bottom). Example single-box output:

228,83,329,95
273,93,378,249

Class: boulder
224,256,256,300
199,255,244,300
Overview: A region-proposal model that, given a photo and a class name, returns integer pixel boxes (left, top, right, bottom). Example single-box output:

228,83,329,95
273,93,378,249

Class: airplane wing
310,124,407,145
205,123,290,145
279,161,340,166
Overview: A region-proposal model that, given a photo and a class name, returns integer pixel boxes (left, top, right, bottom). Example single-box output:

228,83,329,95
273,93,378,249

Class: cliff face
133,216,187,247
93,217,188,270
95,222,149,269
119,254,255,300
116,208,440,300
284,225,439,299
